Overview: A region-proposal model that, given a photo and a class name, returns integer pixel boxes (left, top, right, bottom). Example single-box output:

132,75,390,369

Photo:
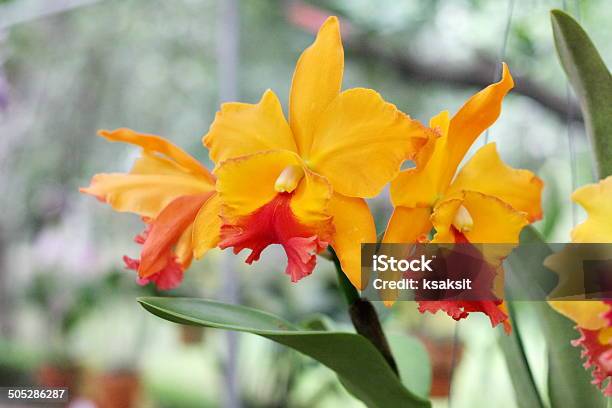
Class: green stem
329,248,400,377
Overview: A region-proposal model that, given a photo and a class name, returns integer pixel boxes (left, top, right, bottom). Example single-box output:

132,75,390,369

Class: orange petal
442,63,514,186
382,206,432,243
291,168,333,226
390,111,450,208
99,128,214,182
548,301,608,330
215,150,302,219
308,88,430,198
139,192,214,278
432,191,528,244
192,194,223,259
571,176,612,243
328,193,377,290
80,172,212,219
203,89,297,165
448,143,543,222
289,16,343,156
219,193,330,283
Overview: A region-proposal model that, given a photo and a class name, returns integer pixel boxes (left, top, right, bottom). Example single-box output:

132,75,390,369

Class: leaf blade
139,297,431,408
551,9,612,178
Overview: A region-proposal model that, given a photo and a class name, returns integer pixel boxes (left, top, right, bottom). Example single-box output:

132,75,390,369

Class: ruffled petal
549,301,609,331
431,191,529,244
203,89,297,165
448,143,543,221
215,150,302,219
289,16,343,156
138,192,214,279
290,168,333,226
327,193,377,289
572,327,612,396
571,176,612,243
418,300,509,332
308,88,431,198
219,193,332,282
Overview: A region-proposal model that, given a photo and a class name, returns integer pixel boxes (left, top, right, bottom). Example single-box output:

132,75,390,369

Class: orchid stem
329,248,399,377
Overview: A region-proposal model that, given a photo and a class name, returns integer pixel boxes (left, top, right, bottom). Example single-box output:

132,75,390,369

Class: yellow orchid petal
549,300,608,330
328,193,377,290
215,150,301,219
193,194,222,259
382,206,432,243
291,168,332,226
441,63,514,188
430,198,463,243
571,176,612,243
99,128,214,182
390,111,449,208
175,224,195,269
130,151,192,176
80,172,212,219
448,143,543,221
138,192,212,278
432,191,528,243
203,89,297,165
599,327,612,345
289,16,343,156
308,88,430,198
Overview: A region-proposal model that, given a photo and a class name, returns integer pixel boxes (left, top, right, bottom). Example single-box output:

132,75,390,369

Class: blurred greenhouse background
0,0,610,407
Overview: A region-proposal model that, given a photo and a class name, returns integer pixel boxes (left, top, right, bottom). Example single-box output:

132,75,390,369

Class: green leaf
551,9,612,179
388,334,431,399
138,297,431,408
504,227,606,408
497,301,546,408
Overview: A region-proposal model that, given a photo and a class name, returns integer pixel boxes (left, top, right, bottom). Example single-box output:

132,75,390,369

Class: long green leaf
138,297,431,408
497,300,546,408
505,227,605,408
388,334,432,400
551,9,612,179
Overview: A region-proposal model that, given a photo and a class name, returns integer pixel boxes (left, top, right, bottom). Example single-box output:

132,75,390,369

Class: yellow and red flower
81,128,221,289
202,16,431,288
384,64,543,329
549,176,612,395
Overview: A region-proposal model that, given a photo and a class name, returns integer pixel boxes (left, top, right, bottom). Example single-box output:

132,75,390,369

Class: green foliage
138,297,431,408
497,300,545,408
503,227,606,408
551,9,612,179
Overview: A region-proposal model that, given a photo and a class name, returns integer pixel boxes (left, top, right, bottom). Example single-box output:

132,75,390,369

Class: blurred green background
0,0,610,407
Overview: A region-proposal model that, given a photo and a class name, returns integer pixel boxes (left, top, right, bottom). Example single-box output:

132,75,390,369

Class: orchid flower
81,129,221,290
384,64,543,329
549,176,612,395
201,16,431,288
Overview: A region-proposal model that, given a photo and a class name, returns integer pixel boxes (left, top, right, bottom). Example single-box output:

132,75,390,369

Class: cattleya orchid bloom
549,176,612,395
81,129,221,290
202,16,431,288
384,64,543,329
